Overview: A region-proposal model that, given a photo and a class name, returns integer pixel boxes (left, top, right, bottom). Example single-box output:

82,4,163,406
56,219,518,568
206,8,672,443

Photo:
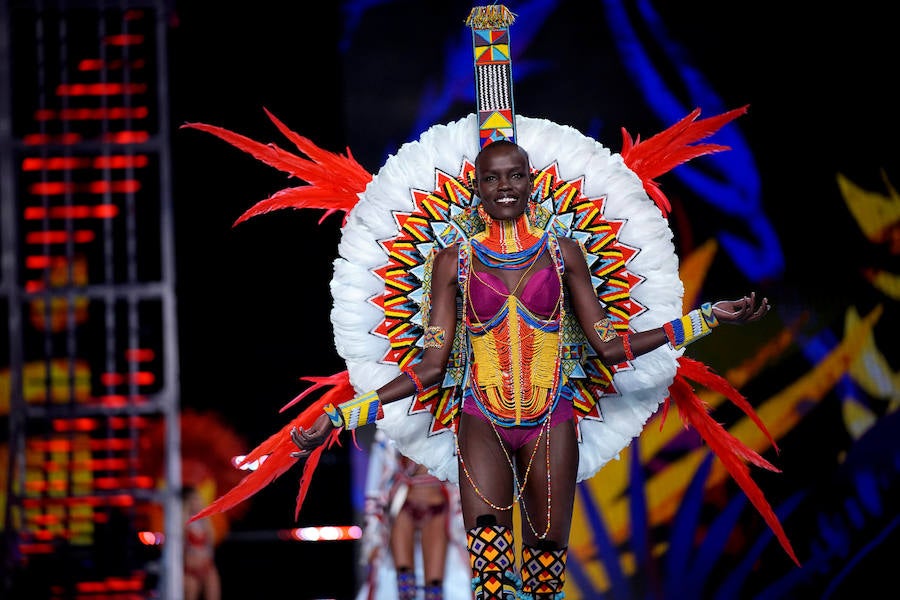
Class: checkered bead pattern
337,390,383,430
664,302,718,350
397,569,416,600
521,545,567,598
467,524,515,600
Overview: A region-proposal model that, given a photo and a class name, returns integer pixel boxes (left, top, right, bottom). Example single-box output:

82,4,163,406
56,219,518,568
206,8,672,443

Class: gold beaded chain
519,422,552,539
455,411,553,539
454,235,563,539
471,250,542,296
455,419,541,510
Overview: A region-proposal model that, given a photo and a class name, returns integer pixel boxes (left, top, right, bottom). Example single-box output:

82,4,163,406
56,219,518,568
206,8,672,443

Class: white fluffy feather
331,114,683,483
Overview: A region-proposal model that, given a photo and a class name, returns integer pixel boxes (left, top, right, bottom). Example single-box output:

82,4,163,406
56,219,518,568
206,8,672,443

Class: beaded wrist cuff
664,303,719,350
323,403,343,428
337,390,383,430
700,302,719,327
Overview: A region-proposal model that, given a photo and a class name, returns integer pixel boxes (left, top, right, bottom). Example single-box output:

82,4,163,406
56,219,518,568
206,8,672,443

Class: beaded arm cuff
593,317,617,342
423,325,446,349
336,390,384,430
664,302,719,350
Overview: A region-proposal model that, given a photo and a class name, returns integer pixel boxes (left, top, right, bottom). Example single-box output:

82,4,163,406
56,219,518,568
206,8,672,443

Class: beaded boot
520,542,567,599
396,567,416,600
423,580,443,600
466,515,517,599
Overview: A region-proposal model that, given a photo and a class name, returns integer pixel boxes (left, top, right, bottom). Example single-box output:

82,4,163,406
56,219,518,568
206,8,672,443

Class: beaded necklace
453,227,566,539
471,211,548,269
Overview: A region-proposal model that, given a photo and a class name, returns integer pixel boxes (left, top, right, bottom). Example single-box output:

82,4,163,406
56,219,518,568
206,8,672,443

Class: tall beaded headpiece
466,5,518,147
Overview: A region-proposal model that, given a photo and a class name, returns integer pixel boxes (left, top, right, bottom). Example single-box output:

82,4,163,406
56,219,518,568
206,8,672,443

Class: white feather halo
330,113,684,483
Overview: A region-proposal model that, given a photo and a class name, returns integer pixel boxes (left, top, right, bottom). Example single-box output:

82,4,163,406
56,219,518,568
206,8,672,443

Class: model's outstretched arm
290,246,461,457
559,236,769,366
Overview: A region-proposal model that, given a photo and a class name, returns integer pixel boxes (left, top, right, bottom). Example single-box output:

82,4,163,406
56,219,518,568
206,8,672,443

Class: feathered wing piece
666,357,800,566
180,111,371,522
621,106,748,216
185,107,798,566
188,371,354,523
181,108,372,225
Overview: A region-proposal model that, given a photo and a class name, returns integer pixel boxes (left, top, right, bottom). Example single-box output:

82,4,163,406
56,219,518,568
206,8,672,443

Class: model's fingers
290,427,303,447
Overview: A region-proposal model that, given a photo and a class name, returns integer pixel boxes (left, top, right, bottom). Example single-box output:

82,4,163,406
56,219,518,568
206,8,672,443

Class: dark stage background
59,0,900,598
170,2,898,599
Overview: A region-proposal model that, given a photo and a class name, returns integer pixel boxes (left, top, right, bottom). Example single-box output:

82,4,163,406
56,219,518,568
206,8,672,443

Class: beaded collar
471,211,547,269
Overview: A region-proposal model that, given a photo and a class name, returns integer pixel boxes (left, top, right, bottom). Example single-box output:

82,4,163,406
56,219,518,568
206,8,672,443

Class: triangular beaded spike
467,5,518,147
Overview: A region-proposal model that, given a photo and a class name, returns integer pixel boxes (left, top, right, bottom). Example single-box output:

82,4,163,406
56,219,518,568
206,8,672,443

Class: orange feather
189,371,354,523
666,358,800,566
621,106,748,216
181,109,372,226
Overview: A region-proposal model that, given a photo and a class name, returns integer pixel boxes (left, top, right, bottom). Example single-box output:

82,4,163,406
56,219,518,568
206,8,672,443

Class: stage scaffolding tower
1,1,181,598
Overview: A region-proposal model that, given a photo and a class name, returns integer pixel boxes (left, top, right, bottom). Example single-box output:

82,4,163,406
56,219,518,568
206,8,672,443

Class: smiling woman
175,4,823,598
288,123,783,598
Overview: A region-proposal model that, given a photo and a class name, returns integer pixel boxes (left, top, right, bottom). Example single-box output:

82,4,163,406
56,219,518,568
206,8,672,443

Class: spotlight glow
285,525,362,542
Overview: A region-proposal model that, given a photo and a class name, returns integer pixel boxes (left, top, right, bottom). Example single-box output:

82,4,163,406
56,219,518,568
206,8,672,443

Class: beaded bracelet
621,333,635,361
402,367,425,394
336,390,384,430
323,403,343,428
663,302,719,349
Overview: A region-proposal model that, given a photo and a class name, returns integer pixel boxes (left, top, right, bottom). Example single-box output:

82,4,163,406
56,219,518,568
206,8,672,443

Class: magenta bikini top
468,264,560,322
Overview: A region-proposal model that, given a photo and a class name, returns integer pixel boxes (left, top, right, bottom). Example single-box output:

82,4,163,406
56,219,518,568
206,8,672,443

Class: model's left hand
711,292,770,325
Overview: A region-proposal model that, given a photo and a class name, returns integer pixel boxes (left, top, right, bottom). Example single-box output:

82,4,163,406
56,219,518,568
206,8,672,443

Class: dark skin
292,140,770,548
389,458,448,587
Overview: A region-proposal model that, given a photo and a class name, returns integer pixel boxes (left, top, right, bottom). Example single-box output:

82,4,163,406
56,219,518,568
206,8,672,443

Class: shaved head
475,140,530,178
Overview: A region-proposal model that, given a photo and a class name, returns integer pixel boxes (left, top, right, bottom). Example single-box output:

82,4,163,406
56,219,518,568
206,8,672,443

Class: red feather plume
665,357,800,566
181,108,372,226
189,370,355,523
621,106,748,216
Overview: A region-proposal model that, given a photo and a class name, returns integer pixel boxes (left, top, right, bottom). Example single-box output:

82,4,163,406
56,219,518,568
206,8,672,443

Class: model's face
474,143,533,221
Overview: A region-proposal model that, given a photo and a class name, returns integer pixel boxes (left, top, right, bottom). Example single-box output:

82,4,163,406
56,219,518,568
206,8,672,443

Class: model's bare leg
457,413,516,529
418,500,448,596
201,568,221,600
516,417,577,599
458,412,517,599
390,509,418,600
184,574,200,600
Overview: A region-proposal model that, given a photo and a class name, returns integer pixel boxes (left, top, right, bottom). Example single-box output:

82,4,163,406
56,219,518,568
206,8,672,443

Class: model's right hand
289,412,337,458
711,292,770,325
